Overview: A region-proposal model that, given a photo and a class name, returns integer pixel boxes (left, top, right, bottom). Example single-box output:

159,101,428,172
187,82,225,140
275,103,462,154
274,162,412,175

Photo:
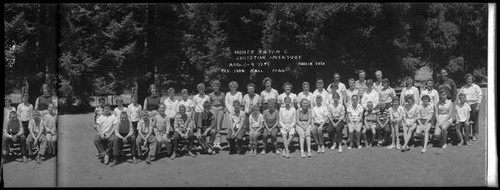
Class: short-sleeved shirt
361,89,380,109
127,103,142,122
403,104,420,121
43,113,57,134
400,86,420,105
455,103,471,122
328,103,345,120
225,92,243,114
178,99,195,116
297,108,311,122
260,88,279,104
312,105,329,124
327,82,347,94
174,114,193,132
389,106,404,120
230,111,246,130
345,89,359,106
347,104,364,122
146,96,161,111
113,107,127,118
373,81,384,93
313,89,330,106
97,114,117,137
297,91,315,109
355,80,367,96
379,87,396,104
376,109,390,123
163,98,179,118
418,104,434,121
279,107,296,125
278,93,297,107
28,119,44,136
263,109,279,127
437,100,453,115
243,94,261,113
209,91,225,108
37,95,52,110
17,103,33,122
94,106,104,120
420,88,439,107
459,84,483,105
201,111,215,130
364,110,378,123
193,94,211,113
249,113,264,130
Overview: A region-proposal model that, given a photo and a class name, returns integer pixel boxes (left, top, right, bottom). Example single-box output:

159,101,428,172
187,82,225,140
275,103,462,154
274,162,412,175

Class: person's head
426,79,434,90
382,78,389,88
116,98,123,107
440,68,449,79
203,101,211,111
262,77,272,89
406,77,414,87
178,104,186,114
421,94,430,105
315,95,323,106
48,103,55,114
366,79,374,91
42,87,50,97
160,88,168,97
348,78,356,89
351,95,359,105
5,97,12,107
51,88,58,97
233,100,241,112
458,93,467,104
464,73,474,86
379,102,386,110
358,70,366,80
405,95,414,105
375,70,383,80
284,96,292,107
247,83,256,94
330,82,338,92
439,90,449,101
98,97,105,107
229,81,238,92
158,103,166,114
131,95,138,104
181,89,189,100
268,99,277,111
120,111,128,121
22,94,29,103
251,105,260,114
333,73,341,82
197,83,206,94
149,84,158,96
302,81,310,92
392,97,400,107
300,99,310,110
141,110,150,120
316,79,324,90
283,82,292,93
211,80,221,92
167,88,175,98
332,91,340,104
367,101,374,111
9,111,18,121
103,103,111,115
33,110,41,121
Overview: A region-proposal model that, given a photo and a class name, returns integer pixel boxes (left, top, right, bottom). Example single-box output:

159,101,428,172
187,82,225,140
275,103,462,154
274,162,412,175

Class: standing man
93,103,117,165
34,86,52,116
437,68,457,102
355,70,368,99
327,72,347,103
373,70,384,93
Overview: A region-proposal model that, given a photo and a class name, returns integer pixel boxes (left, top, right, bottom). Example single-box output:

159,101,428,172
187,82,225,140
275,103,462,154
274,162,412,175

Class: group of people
91,68,483,166
3,85,58,164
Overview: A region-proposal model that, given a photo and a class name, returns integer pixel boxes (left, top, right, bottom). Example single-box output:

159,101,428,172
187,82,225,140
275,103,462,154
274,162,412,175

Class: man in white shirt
361,79,380,109
313,79,330,107
327,72,347,94
163,88,179,128
373,70,384,92
93,103,117,165
278,82,297,108
127,95,142,135
355,70,368,98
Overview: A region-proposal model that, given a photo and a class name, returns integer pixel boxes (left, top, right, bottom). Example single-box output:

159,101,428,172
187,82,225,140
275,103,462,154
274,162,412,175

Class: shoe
286,152,290,158
104,155,110,165
458,141,463,147
421,148,426,153
472,136,477,141
322,146,326,153
35,155,41,164
188,151,197,157
358,145,363,149
146,156,152,164
331,143,336,150
260,150,266,155
110,160,117,167
348,146,352,150
169,152,176,160
442,144,447,149
213,143,221,150
282,150,286,157
133,157,138,165
396,144,401,150
276,149,281,155
23,156,28,163
301,152,306,158
338,146,343,153
307,152,312,157
387,144,395,149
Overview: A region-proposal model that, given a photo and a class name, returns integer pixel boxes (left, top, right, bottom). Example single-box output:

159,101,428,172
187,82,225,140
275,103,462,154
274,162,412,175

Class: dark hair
464,73,474,82
282,82,293,90
211,80,221,88
247,83,256,89
103,103,111,108
421,94,431,101
382,78,390,85
262,77,272,86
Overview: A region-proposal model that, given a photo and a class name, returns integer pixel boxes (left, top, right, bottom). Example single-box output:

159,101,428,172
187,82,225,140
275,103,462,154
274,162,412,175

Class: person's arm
451,81,458,102
16,121,24,138
339,106,345,124
476,85,482,110
263,112,270,131
296,110,304,129
143,98,148,111
278,109,286,128
125,121,134,138
224,93,231,113
35,121,44,143
400,90,405,106
114,120,124,139
377,114,384,126
290,109,296,128
34,98,40,110
28,120,37,140
137,121,145,140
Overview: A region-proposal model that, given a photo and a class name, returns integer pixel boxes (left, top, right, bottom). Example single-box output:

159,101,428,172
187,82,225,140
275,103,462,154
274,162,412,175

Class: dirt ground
2,89,488,187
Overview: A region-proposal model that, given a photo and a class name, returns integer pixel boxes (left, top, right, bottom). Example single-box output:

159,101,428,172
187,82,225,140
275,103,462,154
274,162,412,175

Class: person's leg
22,121,30,139
310,124,319,150
26,134,34,156
456,122,464,145
148,135,158,158
370,125,377,146
422,123,431,152
336,122,344,150
327,123,335,149
236,127,246,154
132,121,139,138
129,134,137,158
136,135,144,157
2,136,9,154
464,122,471,145
355,123,362,148
441,121,451,148
38,134,47,157
226,129,236,154
281,131,289,156
271,127,279,153
407,124,417,149
384,123,391,145
296,126,305,155
18,135,27,160
347,123,354,149
395,121,401,149
402,124,409,149
360,124,367,147
317,124,325,151
93,134,106,158
110,135,122,165
469,103,479,138
187,130,195,152
305,125,312,155
262,128,270,153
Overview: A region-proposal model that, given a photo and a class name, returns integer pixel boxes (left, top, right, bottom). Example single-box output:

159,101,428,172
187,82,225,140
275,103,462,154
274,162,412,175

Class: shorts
436,114,452,124
281,126,295,136
365,122,377,130
404,119,416,127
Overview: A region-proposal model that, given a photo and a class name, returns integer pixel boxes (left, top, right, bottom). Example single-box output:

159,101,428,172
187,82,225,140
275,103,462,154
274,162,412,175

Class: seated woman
135,111,158,164
154,104,176,159
328,92,345,152
311,95,330,153
435,90,454,149
279,97,296,158
296,99,312,157
27,110,48,164
262,99,280,155
415,95,434,153
401,95,419,152
248,105,264,156
346,95,364,149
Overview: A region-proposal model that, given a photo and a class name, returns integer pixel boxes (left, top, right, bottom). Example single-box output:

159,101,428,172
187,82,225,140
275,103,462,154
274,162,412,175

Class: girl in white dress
401,95,419,152
435,90,454,149
387,98,404,150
